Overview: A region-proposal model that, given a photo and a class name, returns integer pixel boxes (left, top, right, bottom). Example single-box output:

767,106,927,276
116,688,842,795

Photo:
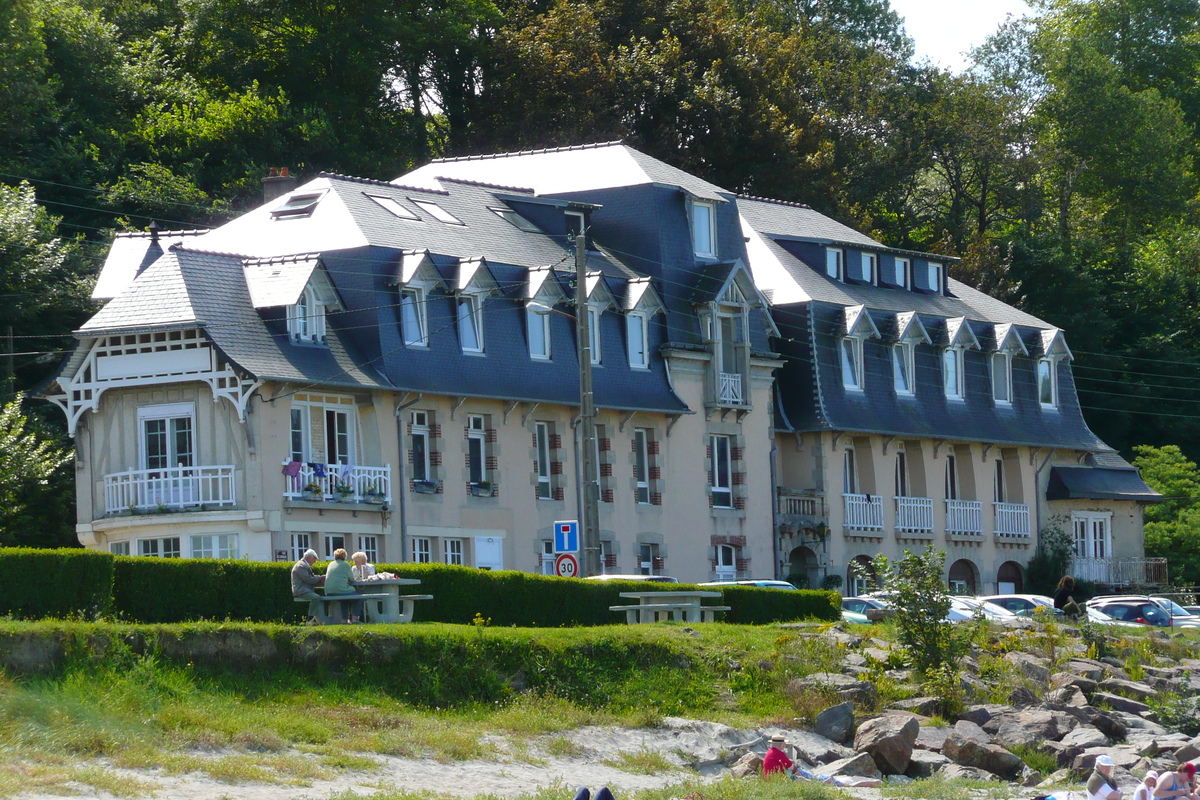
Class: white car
979,594,1060,617
584,574,678,583
948,597,1021,623
699,579,798,590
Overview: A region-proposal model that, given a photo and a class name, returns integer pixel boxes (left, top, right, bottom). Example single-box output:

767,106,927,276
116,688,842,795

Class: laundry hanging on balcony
281,461,303,477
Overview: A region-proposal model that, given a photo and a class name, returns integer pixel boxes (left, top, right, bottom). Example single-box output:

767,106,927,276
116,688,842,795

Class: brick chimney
262,167,297,203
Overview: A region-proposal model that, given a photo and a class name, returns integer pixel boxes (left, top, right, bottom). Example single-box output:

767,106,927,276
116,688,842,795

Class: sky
889,0,1034,72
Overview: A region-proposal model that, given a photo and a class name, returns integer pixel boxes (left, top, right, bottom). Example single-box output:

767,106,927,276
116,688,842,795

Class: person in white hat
1134,771,1160,800
1088,755,1122,800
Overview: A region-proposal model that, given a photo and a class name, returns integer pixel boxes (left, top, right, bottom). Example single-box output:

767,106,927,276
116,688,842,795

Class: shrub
0,547,113,618
112,558,299,623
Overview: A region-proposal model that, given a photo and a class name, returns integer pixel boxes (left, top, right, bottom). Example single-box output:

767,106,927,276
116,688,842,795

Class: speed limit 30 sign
554,553,579,578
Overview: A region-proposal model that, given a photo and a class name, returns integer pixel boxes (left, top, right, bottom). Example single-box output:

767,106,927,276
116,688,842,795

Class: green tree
0,397,73,546
1133,445,1200,586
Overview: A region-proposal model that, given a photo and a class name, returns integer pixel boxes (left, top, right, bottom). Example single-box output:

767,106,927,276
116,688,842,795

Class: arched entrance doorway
948,559,979,595
787,546,819,589
997,561,1024,594
847,555,876,596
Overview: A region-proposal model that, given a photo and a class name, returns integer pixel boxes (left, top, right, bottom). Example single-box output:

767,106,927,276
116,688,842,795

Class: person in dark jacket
1054,576,1080,617
291,549,325,624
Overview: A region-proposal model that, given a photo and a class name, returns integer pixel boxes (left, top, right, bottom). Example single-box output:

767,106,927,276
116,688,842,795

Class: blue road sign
554,520,578,553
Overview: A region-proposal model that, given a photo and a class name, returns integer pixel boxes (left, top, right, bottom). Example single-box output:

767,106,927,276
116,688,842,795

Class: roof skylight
365,194,420,220
411,199,464,225
270,191,326,218
490,207,542,232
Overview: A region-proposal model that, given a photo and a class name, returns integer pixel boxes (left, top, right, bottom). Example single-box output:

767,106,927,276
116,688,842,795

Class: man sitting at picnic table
291,549,325,625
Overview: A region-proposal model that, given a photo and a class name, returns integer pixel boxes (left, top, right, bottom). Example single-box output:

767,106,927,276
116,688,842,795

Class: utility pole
575,232,601,577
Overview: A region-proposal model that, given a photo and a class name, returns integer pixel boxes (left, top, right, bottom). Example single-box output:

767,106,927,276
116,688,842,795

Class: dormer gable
843,305,881,339
389,248,446,290
993,323,1029,356
622,277,664,316
1040,328,1073,361
893,311,932,345
450,256,498,295
526,264,568,307
944,317,980,350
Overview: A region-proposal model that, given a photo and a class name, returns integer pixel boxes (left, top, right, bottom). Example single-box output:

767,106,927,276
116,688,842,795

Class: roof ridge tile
320,171,451,195
114,228,209,239
431,140,625,164
736,194,812,210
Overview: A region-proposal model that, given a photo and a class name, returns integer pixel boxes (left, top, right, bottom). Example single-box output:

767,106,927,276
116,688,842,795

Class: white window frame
323,533,346,559
634,428,651,504
365,193,420,220
412,537,432,563
535,421,552,500
897,257,911,290
1073,512,1111,559
138,537,181,558
412,198,464,225
138,402,196,473
945,454,958,500
928,262,943,294
942,347,964,400
359,535,378,563
288,285,327,344
863,252,877,285
400,286,428,346
467,414,487,485
410,410,431,483
841,337,864,391
709,434,733,508
457,294,484,353
691,200,716,258
289,406,308,462
715,544,736,580
895,448,909,497
892,342,914,396
190,533,238,559
527,305,551,360
110,541,130,556
639,542,660,575
992,352,1012,405
540,540,556,574
626,312,649,369
843,447,857,494
1038,358,1058,408
290,533,311,562
826,248,844,280
444,538,464,566
993,458,1006,503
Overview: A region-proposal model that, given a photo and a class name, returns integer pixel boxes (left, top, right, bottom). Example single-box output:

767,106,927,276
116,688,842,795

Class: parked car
1184,606,1200,617
584,574,678,583
841,608,872,625
1085,595,1200,628
978,594,1061,617
842,596,891,615
948,597,1021,624
700,579,797,590
1086,605,1142,628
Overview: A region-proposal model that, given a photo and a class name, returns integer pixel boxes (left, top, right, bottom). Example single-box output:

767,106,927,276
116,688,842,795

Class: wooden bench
296,593,390,625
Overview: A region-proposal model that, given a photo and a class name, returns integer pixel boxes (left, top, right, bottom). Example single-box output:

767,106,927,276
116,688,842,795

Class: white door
474,536,504,570
1073,513,1111,583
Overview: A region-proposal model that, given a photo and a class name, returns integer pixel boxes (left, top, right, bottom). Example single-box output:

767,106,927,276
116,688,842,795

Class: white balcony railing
894,496,934,534
718,372,743,404
1074,557,1169,587
946,500,984,535
993,502,1031,537
843,493,883,531
283,463,391,503
105,465,236,514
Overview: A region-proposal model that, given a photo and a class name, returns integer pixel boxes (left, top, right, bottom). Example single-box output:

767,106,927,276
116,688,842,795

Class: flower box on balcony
469,481,494,497
363,488,386,505
413,479,439,495
332,481,355,502
302,483,324,502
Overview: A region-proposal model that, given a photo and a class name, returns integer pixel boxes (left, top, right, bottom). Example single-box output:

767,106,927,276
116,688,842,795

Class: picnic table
609,590,730,624
351,577,432,623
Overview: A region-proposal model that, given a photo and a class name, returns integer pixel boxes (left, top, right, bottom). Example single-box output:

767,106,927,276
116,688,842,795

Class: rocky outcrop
853,714,918,774
814,702,855,744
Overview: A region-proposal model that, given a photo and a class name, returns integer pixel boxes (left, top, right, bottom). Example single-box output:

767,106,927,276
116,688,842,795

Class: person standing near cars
1055,576,1081,617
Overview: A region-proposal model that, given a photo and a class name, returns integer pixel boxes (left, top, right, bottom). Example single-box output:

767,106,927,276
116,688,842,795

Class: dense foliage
6,0,1200,543
0,547,112,617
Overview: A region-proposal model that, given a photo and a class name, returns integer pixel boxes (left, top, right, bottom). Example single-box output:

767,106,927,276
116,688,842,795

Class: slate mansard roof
70,170,689,413
737,195,1115,454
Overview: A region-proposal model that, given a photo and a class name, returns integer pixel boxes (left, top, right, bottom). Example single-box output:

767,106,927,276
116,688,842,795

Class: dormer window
271,191,325,219
288,286,326,344
627,312,649,369
457,295,484,353
863,253,877,285
893,343,913,394
943,348,964,399
927,262,943,294
588,306,602,364
896,258,911,289
527,304,551,360
400,287,427,346
992,352,1012,403
691,200,716,258
826,248,844,280
842,338,864,390
491,207,541,232
1038,358,1057,407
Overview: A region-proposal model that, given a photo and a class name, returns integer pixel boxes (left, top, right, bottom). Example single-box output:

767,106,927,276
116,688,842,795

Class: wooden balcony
283,463,391,504
104,465,236,514
843,493,883,532
946,499,983,536
894,496,934,534
993,502,1031,538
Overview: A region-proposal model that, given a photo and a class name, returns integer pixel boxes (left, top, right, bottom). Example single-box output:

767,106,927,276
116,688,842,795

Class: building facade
45,143,1160,589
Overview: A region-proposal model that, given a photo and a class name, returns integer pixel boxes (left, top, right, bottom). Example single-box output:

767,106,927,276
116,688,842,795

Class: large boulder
787,673,878,708
906,750,951,778
940,763,999,781
1093,692,1151,715
916,726,950,752
985,708,1076,742
782,729,856,764
1006,652,1052,683
890,697,941,716
1098,678,1160,703
729,751,762,778
814,702,855,745
942,727,1026,779
814,752,881,780
853,714,919,775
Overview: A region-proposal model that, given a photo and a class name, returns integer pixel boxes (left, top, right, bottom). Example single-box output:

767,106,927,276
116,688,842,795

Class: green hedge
9,553,838,626
0,547,113,619
111,558,301,623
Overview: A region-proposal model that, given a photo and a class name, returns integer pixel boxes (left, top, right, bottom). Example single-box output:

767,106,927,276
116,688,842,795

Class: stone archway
997,561,1024,594
847,555,876,596
787,545,819,589
948,558,979,595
